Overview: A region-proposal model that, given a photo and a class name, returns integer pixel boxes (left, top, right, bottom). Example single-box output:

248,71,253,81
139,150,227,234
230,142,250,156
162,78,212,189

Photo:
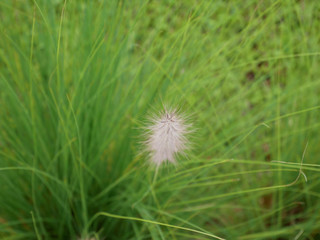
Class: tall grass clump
1,0,320,239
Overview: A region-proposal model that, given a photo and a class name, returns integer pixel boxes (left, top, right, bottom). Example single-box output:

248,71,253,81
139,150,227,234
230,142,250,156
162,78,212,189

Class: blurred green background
1,0,320,239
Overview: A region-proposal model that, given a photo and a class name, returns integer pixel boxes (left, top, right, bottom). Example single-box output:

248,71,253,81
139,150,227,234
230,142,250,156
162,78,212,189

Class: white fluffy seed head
145,107,190,166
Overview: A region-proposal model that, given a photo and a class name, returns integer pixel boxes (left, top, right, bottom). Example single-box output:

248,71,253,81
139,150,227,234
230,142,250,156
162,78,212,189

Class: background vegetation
1,0,320,239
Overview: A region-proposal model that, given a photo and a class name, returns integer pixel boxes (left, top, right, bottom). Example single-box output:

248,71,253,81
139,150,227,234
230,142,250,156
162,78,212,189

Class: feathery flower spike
146,106,190,166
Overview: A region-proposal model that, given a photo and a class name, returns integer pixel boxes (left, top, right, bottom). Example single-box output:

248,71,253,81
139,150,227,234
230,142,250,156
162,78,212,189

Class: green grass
1,0,320,239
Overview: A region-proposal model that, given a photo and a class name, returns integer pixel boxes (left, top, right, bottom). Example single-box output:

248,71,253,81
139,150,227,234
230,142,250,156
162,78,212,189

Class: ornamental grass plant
1,1,320,239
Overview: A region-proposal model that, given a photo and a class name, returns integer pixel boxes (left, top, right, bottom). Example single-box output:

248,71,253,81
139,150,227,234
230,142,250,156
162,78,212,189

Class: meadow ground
1,0,320,239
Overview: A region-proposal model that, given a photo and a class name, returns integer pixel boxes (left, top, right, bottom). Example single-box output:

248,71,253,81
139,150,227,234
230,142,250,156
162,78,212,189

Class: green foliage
1,0,320,239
